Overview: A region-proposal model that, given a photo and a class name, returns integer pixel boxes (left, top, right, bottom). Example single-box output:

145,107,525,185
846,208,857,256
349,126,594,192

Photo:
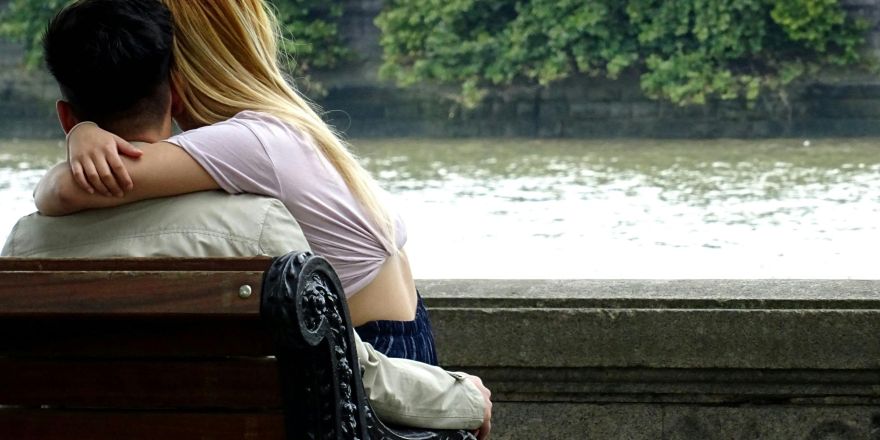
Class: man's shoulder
2,191,309,258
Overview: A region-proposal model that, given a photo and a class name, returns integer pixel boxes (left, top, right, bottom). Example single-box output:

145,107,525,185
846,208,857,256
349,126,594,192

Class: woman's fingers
93,159,124,197
82,160,112,197
107,152,134,192
70,161,95,194
114,135,143,158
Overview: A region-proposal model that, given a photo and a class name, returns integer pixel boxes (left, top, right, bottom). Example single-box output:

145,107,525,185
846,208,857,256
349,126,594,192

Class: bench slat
0,410,283,440
0,359,282,408
0,257,274,272
0,271,263,315
0,317,275,357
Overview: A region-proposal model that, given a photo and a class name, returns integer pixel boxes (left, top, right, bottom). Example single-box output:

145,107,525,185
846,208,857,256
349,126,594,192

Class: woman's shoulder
230,109,281,124
230,110,294,130
169,110,311,164
227,110,311,145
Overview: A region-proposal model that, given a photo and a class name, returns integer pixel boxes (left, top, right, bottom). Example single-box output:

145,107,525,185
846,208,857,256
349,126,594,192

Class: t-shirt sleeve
166,115,283,198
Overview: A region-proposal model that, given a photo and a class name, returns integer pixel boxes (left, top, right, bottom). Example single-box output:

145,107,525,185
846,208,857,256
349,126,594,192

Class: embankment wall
4,0,880,138
421,279,880,439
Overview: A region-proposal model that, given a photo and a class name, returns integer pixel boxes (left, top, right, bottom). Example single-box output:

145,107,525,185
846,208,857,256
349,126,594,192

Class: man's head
43,0,175,139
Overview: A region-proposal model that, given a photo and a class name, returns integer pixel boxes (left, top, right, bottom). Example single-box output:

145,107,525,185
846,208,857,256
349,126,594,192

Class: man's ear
56,100,80,134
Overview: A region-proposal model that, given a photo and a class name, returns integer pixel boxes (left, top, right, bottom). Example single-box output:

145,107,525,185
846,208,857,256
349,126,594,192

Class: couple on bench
1,0,491,438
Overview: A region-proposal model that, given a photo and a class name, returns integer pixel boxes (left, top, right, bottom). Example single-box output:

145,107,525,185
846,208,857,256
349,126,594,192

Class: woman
40,0,438,365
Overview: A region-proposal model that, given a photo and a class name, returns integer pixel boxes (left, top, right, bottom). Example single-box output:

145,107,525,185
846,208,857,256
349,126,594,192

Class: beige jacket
1,191,484,430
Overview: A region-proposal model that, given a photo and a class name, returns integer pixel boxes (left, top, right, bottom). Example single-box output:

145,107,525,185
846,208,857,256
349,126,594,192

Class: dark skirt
355,292,439,366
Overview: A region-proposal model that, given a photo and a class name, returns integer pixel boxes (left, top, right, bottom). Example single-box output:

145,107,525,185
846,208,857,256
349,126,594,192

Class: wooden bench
0,251,477,440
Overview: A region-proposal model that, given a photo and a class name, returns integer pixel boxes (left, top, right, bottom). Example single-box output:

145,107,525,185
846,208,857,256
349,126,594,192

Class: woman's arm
35,142,218,216
48,113,285,216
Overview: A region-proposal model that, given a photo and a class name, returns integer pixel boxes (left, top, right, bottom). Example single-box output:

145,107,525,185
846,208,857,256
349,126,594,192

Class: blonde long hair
162,0,394,248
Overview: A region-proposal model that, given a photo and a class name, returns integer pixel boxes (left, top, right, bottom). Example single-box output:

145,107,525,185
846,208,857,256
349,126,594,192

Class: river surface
1,138,878,279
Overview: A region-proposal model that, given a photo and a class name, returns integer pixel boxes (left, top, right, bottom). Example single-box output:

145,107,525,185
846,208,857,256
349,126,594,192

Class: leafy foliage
376,0,870,106
0,0,71,68
273,0,348,92
0,0,348,86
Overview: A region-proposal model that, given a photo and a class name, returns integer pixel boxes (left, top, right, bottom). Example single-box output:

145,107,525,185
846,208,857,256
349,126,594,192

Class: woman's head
161,0,289,128
162,0,394,246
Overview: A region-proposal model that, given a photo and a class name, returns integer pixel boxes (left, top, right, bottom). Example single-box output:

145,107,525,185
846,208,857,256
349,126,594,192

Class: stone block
643,119,705,137
536,101,568,137
662,406,879,440
817,98,880,118
383,102,422,119
804,83,880,100
582,84,623,102
569,102,610,119
748,120,789,137
631,101,659,118
608,102,632,118
491,403,880,440
417,100,453,120
515,102,535,118
505,122,536,137
492,403,662,440
565,119,623,137
487,100,517,120
831,118,880,135
536,122,564,137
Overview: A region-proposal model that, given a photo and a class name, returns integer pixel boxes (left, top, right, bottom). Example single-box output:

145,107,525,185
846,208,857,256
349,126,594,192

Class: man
2,0,491,436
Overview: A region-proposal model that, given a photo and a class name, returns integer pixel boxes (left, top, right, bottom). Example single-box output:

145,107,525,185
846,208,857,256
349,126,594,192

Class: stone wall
3,0,880,138
0,38,58,139
420,279,880,439
317,0,880,138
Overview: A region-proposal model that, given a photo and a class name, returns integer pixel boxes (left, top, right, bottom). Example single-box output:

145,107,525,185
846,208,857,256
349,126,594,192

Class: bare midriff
347,247,419,327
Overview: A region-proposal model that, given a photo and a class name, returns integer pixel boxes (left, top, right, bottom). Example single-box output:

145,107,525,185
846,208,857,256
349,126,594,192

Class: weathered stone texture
491,403,662,440
421,279,880,439
492,403,880,440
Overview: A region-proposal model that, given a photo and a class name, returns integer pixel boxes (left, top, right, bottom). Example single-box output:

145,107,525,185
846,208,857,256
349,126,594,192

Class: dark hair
43,0,173,132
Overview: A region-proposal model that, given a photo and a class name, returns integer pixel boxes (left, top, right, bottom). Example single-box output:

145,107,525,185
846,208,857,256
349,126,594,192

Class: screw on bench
239,284,253,299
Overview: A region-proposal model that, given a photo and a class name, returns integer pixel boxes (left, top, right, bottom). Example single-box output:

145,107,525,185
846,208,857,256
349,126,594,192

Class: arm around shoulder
34,143,219,216
34,163,86,216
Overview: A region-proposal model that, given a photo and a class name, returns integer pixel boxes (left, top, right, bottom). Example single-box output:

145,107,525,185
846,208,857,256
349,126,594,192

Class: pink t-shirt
167,111,406,296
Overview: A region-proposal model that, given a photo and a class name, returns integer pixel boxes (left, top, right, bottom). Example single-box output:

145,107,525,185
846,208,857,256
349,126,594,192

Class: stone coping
416,279,880,371
417,279,880,309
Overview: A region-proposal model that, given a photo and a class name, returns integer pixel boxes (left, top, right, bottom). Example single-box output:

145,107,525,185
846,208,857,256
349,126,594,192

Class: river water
1,138,878,279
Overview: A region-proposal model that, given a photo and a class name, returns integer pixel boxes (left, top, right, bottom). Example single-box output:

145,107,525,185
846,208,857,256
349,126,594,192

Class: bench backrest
0,257,285,439
0,255,475,440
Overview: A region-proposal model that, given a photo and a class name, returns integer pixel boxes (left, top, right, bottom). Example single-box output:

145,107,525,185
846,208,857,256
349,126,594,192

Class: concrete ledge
420,280,880,369
418,280,880,439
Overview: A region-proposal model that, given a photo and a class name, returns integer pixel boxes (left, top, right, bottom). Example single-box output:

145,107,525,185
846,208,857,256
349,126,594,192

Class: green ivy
0,0,348,92
273,0,348,94
0,0,71,68
376,0,870,107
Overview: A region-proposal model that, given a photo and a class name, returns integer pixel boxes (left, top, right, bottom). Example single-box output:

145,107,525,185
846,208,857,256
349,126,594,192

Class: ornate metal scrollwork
262,251,477,440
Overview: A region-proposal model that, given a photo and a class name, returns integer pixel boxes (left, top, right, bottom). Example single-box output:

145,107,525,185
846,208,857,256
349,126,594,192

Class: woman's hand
66,122,143,197
36,140,219,216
